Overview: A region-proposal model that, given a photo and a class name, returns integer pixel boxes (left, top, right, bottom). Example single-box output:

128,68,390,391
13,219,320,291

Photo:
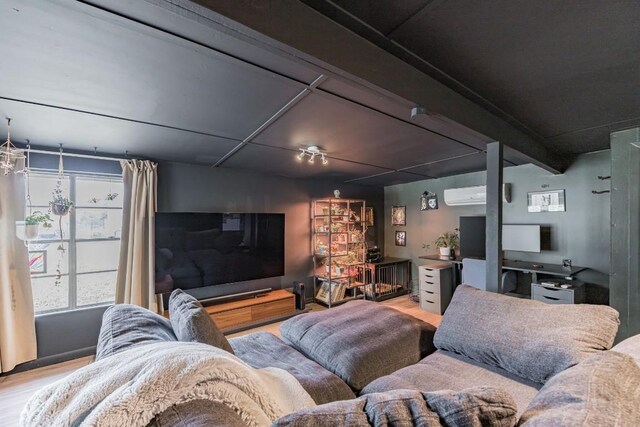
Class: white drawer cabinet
418,263,453,315
531,282,585,304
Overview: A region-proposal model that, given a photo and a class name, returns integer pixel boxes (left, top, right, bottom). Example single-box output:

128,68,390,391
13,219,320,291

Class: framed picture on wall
527,189,566,212
365,207,374,227
395,231,406,246
391,206,406,226
421,191,438,211
29,251,47,274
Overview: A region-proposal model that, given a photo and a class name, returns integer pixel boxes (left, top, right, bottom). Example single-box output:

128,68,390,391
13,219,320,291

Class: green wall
384,151,611,296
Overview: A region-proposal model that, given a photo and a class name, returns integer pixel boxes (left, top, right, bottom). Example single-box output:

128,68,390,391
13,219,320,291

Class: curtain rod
25,148,127,162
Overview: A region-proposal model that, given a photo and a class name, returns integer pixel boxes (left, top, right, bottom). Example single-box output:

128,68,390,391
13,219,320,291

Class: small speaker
293,281,305,310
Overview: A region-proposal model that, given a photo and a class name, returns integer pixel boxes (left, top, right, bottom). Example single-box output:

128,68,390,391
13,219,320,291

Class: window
28,173,123,314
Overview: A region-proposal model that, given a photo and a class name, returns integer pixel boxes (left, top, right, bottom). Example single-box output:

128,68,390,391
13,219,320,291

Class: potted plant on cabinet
435,229,459,257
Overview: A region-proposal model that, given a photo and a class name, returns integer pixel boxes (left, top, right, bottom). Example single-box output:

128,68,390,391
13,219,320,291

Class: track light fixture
296,145,328,166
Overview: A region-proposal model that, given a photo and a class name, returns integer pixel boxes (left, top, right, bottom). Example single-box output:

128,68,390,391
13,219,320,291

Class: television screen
155,213,285,293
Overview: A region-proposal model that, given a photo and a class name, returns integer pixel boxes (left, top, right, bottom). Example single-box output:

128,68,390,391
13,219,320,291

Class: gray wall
157,162,384,298
21,161,383,371
384,151,611,295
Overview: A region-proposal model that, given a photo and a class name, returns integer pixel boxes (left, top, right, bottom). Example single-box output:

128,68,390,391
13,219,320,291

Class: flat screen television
155,213,285,297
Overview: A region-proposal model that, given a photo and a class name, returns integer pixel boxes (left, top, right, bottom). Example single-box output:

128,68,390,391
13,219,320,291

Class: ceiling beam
183,0,568,173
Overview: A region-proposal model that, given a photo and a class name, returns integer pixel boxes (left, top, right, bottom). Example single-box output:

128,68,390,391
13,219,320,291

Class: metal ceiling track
213,75,327,167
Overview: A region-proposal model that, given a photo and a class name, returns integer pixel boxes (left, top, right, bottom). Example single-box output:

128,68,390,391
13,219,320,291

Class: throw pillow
434,285,619,384
96,304,177,361
169,289,234,354
518,351,640,426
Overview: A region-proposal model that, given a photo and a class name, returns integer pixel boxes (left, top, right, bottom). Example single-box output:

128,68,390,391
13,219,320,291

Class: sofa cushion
611,334,640,365
273,397,369,427
280,300,437,390
273,388,517,427
518,351,640,426
361,350,541,417
169,289,234,354
434,285,619,383
146,400,247,427
230,332,356,404
95,304,177,361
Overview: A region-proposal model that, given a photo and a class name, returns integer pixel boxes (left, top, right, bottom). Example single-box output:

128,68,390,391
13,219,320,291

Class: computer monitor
459,217,543,256
503,224,541,252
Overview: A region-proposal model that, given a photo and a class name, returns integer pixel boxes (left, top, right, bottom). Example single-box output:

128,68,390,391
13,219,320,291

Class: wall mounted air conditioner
444,184,511,206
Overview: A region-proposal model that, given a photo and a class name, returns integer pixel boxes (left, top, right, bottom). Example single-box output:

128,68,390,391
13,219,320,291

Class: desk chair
461,258,517,293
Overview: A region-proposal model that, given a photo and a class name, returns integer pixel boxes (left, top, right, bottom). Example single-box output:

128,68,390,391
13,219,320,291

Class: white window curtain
115,160,158,310
0,164,37,373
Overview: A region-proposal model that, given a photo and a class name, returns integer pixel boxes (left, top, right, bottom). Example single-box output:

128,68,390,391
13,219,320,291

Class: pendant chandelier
0,118,25,175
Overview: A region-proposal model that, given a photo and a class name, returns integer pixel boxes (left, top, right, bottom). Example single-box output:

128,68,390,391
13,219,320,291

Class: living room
1,1,639,426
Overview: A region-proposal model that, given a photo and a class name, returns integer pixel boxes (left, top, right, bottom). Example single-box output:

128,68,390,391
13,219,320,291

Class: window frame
28,171,123,315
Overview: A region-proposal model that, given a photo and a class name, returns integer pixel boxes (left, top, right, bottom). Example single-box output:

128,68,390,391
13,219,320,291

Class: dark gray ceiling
303,0,640,154
0,0,538,187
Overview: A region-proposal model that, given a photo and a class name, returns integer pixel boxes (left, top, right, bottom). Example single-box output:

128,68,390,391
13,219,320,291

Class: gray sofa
94,286,640,426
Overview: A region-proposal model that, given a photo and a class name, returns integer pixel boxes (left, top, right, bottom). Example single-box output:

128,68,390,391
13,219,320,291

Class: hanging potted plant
435,229,459,257
50,186,73,216
16,211,53,241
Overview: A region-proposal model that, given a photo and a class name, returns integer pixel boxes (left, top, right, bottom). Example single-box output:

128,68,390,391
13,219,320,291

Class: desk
418,255,586,289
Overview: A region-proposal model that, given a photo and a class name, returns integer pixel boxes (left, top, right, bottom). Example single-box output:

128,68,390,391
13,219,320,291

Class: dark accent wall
384,151,611,297
157,162,385,298
17,160,383,372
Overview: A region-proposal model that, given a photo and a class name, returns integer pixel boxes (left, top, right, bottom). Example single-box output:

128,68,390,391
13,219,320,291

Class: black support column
485,141,503,292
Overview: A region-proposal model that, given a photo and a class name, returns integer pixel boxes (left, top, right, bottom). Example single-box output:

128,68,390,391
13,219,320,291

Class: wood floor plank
0,295,439,426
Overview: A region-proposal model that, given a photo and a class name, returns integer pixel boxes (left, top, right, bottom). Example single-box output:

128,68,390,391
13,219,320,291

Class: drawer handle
425,299,435,304
543,296,560,301
426,281,434,285
542,287,561,292
424,290,434,294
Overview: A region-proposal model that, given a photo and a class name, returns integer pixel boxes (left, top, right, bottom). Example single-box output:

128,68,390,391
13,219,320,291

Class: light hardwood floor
0,295,440,426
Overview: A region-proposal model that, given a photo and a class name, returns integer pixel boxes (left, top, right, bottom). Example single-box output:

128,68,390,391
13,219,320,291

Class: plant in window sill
16,211,53,241
25,211,53,228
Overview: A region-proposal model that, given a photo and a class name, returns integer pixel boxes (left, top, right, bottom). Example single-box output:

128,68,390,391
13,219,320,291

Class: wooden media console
203,289,296,332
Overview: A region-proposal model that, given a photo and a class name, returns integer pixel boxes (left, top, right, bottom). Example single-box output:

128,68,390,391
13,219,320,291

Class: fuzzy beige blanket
20,341,315,427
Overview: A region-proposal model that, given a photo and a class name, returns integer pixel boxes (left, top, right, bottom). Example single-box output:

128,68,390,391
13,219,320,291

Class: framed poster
391,206,406,226
421,192,438,211
365,207,374,227
395,231,406,246
29,251,47,274
527,189,566,212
